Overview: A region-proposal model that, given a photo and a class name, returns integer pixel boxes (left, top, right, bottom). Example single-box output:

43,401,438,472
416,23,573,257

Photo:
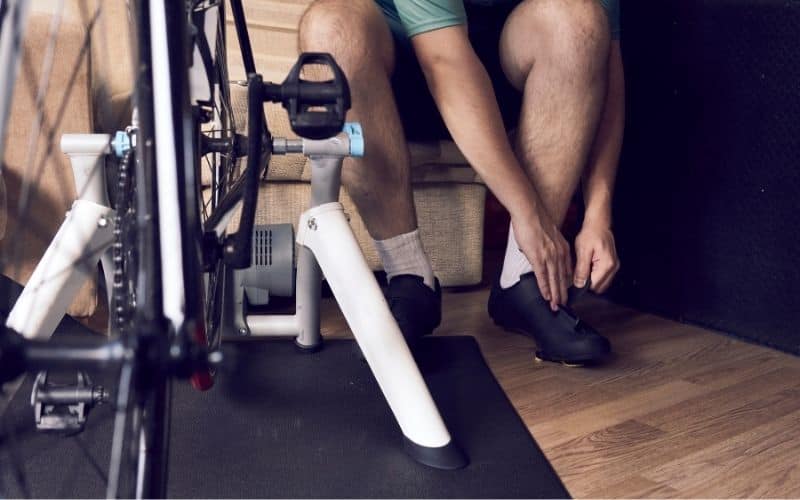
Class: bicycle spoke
6,4,104,284
17,0,66,216
106,360,137,499
1,1,239,496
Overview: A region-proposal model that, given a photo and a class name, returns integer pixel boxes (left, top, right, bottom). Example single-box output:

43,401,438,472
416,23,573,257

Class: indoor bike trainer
2,53,469,470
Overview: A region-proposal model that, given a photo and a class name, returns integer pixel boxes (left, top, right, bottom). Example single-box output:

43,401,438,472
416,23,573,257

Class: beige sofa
1,1,486,325
234,0,487,287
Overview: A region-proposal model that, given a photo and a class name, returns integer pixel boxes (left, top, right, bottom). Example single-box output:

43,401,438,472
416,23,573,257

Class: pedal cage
31,371,107,433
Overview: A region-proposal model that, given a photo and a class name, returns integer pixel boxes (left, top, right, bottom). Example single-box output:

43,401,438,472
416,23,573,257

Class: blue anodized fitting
343,122,364,158
111,131,131,158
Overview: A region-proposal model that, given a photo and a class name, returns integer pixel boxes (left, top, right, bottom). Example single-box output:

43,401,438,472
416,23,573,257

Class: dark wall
612,1,800,354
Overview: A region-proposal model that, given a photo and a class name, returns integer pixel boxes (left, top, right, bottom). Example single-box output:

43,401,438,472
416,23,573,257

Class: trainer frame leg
5,200,115,340
5,134,115,340
297,201,467,469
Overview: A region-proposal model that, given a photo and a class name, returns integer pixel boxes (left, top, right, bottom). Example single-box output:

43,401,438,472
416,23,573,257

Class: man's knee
501,0,611,87
298,0,394,74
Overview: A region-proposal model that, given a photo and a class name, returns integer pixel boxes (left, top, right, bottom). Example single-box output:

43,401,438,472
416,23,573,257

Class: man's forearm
583,42,625,228
411,27,541,221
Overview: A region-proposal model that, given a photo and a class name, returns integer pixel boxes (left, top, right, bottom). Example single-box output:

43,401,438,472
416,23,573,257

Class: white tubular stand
236,124,467,469
5,134,118,340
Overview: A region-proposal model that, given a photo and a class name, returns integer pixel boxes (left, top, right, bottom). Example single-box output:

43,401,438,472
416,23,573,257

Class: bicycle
0,1,466,498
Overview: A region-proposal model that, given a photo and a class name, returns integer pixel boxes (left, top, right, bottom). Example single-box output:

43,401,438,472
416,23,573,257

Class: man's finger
558,256,569,307
548,263,561,311
534,260,551,302
574,247,593,288
551,250,564,306
562,242,573,293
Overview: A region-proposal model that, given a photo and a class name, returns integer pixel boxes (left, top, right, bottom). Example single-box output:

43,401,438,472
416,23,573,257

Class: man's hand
573,221,620,294
511,209,573,311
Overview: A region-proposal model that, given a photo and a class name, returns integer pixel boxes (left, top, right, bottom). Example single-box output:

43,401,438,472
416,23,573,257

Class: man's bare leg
498,0,612,288
486,0,614,364
299,0,416,240
298,0,440,336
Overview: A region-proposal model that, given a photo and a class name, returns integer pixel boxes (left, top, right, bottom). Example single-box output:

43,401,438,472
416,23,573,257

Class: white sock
500,223,533,289
374,229,435,290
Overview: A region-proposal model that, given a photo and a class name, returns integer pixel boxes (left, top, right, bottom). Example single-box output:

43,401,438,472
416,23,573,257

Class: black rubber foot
403,436,469,470
294,339,323,353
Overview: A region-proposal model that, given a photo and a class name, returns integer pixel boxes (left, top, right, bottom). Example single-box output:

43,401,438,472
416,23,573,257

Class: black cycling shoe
386,275,442,347
488,273,611,365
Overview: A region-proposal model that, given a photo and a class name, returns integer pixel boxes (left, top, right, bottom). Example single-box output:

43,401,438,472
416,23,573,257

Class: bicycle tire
0,0,250,495
190,0,254,375
107,0,178,497
0,1,171,498
191,0,238,373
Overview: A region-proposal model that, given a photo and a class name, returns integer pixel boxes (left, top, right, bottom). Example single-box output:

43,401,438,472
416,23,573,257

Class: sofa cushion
87,0,134,133
254,181,485,287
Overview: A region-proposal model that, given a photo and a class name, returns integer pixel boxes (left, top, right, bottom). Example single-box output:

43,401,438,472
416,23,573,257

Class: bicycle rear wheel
191,0,240,364
0,1,173,498
190,0,258,365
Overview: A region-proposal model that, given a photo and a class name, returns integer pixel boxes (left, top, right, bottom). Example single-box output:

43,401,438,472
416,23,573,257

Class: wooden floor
319,286,800,498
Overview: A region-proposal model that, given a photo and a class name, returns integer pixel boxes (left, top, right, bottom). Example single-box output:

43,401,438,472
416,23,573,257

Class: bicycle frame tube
131,0,164,324
200,0,271,265
188,2,219,105
149,0,187,330
228,0,256,76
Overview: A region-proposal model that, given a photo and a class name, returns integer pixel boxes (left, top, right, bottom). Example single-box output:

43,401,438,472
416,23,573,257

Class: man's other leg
501,0,611,225
487,0,613,365
498,0,611,288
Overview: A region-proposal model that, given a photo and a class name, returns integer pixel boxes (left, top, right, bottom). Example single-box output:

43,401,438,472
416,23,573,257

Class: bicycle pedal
31,371,108,433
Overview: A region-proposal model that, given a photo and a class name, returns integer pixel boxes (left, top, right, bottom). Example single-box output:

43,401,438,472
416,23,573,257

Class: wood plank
640,369,800,430
545,384,800,494
531,379,702,446
532,361,798,447
549,316,768,392
544,419,670,487
642,409,800,498
585,474,680,498
505,375,619,426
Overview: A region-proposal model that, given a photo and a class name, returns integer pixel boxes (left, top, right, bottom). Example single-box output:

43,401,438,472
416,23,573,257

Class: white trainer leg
297,202,467,469
5,200,115,340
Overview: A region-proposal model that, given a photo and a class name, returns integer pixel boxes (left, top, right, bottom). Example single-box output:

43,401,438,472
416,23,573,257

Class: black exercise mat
1,318,568,498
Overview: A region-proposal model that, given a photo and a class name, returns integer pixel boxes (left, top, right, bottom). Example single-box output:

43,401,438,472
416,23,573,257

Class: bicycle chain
111,149,135,335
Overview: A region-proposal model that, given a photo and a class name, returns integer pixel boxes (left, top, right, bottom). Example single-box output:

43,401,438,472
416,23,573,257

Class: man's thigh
387,0,617,142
